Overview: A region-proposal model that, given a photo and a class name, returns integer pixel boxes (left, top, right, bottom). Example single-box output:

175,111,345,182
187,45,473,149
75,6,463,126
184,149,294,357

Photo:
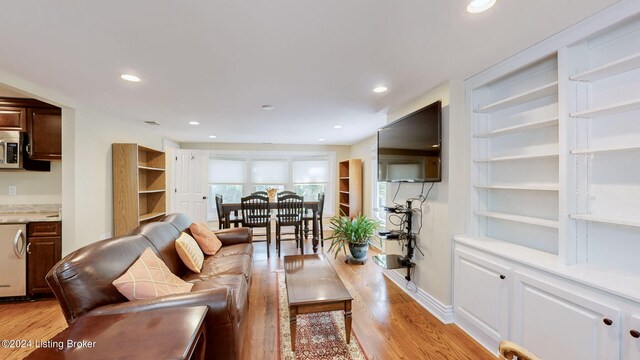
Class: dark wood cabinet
0,106,27,131
27,107,61,160
27,222,62,296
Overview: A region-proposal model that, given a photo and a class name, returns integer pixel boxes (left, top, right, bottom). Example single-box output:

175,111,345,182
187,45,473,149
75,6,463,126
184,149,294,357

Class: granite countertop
0,204,61,224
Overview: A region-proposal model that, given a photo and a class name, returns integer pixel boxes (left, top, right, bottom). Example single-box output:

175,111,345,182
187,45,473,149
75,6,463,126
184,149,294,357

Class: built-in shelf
476,81,558,113
475,184,559,191
339,191,350,194
138,166,165,171
570,52,640,82
475,211,559,229
570,214,640,228
474,118,559,138
339,203,350,207
139,211,166,222
571,145,640,154
339,177,349,180
139,189,165,194
474,153,559,163
570,98,640,118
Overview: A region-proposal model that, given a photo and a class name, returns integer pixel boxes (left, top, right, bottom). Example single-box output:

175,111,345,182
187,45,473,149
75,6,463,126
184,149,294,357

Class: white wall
382,80,466,306
0,70,164,256
0,162,62,205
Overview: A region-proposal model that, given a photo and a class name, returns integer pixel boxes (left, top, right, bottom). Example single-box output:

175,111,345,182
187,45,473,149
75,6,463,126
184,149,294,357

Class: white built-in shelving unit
458,6,640,358
471,55,560,255
467,10,640,275
564,16,640,273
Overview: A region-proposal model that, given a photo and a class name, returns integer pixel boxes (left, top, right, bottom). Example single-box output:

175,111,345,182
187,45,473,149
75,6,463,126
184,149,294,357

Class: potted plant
327,215,381,261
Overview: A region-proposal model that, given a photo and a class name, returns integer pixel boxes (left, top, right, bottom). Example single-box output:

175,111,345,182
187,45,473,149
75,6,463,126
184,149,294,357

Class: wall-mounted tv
377,100,442,182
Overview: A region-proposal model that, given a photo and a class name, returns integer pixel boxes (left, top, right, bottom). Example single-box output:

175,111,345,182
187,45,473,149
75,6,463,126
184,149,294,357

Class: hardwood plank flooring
0,236,493,360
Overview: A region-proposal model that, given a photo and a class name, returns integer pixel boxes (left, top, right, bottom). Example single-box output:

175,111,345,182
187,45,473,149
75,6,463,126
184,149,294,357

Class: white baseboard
383,269,454,324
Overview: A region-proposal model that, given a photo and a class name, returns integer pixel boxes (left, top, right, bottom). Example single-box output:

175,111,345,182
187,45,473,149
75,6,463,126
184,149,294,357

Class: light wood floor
0,237,494,360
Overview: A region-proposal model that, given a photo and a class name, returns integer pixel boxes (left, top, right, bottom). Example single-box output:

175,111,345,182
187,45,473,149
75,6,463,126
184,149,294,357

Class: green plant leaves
326,215,382,259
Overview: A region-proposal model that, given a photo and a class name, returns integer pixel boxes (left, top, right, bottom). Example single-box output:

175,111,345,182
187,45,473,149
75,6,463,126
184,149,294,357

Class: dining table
221,201,321,253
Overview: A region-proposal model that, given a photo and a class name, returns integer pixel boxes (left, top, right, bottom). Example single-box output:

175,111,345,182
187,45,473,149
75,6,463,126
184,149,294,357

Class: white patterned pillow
175,232,204,273
112,247,193,301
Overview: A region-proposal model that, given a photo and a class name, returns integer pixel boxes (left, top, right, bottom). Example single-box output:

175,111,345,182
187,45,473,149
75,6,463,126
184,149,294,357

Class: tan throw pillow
112,247,193,301
189,222,223,255
175,232,204,273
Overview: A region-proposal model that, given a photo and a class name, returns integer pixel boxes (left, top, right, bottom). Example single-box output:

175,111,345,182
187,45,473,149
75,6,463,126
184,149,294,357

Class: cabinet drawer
0,107,27,131
28,221,61,237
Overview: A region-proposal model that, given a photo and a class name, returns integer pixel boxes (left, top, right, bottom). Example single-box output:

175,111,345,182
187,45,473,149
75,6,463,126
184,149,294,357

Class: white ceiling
0,0,619,145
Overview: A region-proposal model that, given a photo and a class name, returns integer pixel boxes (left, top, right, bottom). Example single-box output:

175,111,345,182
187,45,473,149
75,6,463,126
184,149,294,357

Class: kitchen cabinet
511,271,621,360
27,221,61,296
27,107,61,160
0,106,27,131
454,247,511,350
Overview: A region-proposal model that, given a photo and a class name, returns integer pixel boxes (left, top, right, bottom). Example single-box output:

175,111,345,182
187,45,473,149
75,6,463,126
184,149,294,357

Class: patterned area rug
276,272,368,360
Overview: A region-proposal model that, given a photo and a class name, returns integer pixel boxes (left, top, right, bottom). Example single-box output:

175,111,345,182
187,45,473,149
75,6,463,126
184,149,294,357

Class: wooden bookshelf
337,159,362,217
113,144,167,237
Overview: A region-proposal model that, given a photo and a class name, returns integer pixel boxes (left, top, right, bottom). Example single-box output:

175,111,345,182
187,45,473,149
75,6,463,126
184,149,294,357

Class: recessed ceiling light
334,125,342,129
144,120,160,126
318,138,325,142
208,135,217,139
189,121,200,125
373,86,388,93
261,105,275,110
467,0,496,13
120,74,141,82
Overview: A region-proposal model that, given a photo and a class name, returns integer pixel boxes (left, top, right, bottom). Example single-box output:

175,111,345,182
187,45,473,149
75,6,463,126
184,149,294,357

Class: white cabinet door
454,248,510,348
512,271,621,360
624,315,640,360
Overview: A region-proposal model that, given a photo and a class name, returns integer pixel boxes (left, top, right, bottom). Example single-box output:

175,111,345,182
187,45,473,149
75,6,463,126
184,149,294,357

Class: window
293,160,328,202
372,149,387,222
208,159,246,214
208,152,335,220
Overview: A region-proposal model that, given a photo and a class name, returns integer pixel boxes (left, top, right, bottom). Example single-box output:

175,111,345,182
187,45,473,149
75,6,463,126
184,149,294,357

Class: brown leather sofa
46,213,253,360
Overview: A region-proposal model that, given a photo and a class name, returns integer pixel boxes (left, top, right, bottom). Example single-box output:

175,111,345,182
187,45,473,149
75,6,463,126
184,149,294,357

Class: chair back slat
241,194,271,228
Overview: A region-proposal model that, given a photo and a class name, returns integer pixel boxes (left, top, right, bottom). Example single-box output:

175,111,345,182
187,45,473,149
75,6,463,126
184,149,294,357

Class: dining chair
303,192,325,246
215,194,242,229
241,194,272,257
275,194,304,257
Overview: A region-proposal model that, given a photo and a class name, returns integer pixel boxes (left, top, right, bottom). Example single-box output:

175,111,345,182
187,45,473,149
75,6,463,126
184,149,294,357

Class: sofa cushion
182,254,252,283
190,275,249,322
214,243,254,258
175,232,204,273
112,248,194,301
190,223,223,255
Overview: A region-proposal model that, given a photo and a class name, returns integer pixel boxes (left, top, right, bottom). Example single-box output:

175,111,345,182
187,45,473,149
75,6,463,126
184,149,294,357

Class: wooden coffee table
25,306,207,360
284,254,353,351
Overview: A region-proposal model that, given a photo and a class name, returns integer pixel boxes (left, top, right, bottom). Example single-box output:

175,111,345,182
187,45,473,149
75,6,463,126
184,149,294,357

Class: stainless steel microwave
0,131,21,169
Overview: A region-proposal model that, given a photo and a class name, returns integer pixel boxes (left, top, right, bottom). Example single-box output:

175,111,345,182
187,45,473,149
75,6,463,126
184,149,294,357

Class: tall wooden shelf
338,159,362,217
113,144,167,237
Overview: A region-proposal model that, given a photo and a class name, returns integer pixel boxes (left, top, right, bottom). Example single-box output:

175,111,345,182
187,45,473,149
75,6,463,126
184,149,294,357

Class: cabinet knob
631,330,640,338
499,275,506,280
603,318,613,326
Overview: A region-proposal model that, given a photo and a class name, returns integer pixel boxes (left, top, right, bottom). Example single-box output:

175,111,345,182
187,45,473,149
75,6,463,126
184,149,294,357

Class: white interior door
173,150,208,223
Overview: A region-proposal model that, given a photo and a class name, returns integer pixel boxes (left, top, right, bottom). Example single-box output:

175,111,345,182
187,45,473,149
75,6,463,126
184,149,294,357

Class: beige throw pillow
112,247,193,301
189,223,223,255
175,232,204,273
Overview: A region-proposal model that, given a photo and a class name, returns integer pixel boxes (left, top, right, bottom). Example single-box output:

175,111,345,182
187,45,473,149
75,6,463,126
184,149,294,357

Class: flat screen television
377,100,442,182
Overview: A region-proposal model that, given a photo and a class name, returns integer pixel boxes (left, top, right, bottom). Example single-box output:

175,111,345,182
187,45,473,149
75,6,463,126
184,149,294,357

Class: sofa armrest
85,287,237,326
214,227,252,246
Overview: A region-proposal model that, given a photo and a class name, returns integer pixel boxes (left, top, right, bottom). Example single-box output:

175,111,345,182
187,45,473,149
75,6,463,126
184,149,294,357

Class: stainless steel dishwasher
0,224,26,297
